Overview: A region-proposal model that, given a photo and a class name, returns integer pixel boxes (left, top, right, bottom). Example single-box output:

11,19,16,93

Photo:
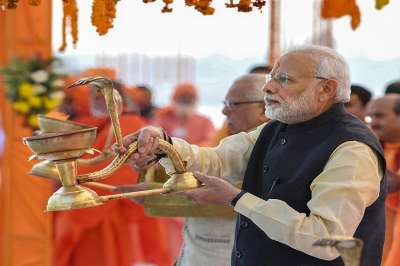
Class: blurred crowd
343,80,400,266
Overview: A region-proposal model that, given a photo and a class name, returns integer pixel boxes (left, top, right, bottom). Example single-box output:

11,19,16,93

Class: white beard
264,88,319,124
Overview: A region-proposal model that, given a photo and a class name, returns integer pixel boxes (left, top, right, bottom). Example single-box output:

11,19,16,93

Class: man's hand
183,171,241,206
112,126,164,171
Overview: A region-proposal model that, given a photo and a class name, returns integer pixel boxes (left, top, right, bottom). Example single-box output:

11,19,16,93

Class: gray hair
284,45,351,103
230,74,265,100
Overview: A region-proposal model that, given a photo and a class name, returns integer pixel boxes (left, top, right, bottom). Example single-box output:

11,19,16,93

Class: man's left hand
183,171,241,206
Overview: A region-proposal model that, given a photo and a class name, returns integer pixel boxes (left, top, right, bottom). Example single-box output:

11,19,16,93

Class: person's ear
318,79,338,102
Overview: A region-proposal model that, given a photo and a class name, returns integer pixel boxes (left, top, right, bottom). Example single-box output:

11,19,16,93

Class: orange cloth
0,2,53,266
172,83,198,102
383,143,400,266
321,0,361,30
126,87,151,107
210,121,230,147
151,106,215,146
81,67,116,80
64,81,91,117
53,114,173,266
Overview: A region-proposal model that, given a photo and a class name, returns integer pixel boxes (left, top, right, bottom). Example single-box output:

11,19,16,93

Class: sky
52,0,400,126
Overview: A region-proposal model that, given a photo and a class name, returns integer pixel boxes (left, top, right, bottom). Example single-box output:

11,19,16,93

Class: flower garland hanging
0,57,66,129
28,0,41,6
91,0,118,35
59,0,78,52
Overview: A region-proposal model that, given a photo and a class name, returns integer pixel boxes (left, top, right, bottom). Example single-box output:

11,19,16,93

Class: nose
222,105,230,116
263,79,278,94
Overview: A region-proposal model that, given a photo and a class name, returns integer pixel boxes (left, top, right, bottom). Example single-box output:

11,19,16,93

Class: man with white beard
116,46,386,266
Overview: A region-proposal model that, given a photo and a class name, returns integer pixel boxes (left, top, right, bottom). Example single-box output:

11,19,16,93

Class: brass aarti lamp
23,77,201,212
313,237,363,266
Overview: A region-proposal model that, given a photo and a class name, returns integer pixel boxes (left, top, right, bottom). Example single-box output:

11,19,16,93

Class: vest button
280,138,287,145
263,166,269,174
236,251,242,259
240,221,249,228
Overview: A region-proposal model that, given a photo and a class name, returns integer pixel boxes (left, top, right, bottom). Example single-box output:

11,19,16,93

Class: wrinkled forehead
227,81,258,100
367,98,396,113
273,52,316,77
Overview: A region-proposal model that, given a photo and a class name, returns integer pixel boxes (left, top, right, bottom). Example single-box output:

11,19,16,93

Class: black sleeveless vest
231,104,387,266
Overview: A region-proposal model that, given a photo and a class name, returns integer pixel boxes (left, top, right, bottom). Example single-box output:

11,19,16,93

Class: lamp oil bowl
23,127,97,161
23,76,202,212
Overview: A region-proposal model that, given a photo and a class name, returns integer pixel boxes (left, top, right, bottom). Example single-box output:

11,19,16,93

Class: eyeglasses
265,73,329,88
222,100,264,110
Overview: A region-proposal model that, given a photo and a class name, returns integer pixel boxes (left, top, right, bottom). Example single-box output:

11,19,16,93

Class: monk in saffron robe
151,83,215,146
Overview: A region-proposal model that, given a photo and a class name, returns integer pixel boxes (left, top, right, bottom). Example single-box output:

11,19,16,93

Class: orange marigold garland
6,0,18,8
28,0,41,6
321,0,361,30
184,0,196,7
161,0,173,13
59,0,78,52
195,0,214,15
225,0,235,8
91,0,117,36
237,0,252,12
375,0,389,10
253,0,266,11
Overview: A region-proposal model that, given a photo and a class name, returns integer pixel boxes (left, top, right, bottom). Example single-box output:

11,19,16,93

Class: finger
112,142,126,154
122,132,139,147
146,136,160,156
142,136,155,155
132,155,155,170
183,188,209,204
193,171,213,185
137,131,153,154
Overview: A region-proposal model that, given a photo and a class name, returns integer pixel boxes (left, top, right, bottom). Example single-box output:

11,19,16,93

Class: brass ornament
23,76,201,212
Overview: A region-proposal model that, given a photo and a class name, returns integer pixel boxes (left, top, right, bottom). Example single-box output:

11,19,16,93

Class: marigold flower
28,114,39,127
19,82,34,98
13,101,30,114
44,97,62,110
28,96,42,108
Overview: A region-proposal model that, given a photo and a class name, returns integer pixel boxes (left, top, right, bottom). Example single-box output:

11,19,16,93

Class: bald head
223,74,268,134
367,94,400,142
229,74,265,100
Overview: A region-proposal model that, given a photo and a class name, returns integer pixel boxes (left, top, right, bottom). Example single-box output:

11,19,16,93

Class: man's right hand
112,126,164,171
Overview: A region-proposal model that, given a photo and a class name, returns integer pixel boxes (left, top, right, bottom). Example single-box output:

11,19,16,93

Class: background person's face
173,93,197,118
222,86,265,134
366,99,400,142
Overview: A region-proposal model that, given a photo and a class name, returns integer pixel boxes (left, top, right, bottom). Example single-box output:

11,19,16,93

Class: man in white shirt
117,45,386,266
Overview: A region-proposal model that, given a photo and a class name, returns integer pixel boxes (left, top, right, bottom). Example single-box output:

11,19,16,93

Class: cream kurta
161,123,382,261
